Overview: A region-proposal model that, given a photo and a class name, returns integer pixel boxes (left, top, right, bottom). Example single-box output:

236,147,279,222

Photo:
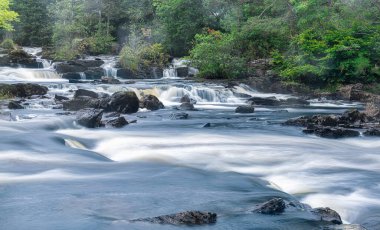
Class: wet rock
100,77,121,84
63,97,109,111
0,83,48,98
104,112,120,118
107,91,139,114
76,109,103,128
117,68,136,79
363,128,380,137
74,89,99,99
105,116,128,128
6,49,39,68
179,102,195,111
311,127,360,139
176,66,189,77
253,198,286,215
55,94,70,101
55,62,87,74
170,112,189,120
132,211,217,226
233,92,252,98
248,96,280,106
180,95,197,104
281,98,310,106
341,109,367,123
364,103,380,121
84,67,104,79
61,72,83,80
312,207,342,225
235,105,255,114
74,59,105,68
8,101,24,110
140,95,164,111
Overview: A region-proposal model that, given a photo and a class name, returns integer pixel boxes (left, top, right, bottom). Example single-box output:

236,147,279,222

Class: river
0,48,379,229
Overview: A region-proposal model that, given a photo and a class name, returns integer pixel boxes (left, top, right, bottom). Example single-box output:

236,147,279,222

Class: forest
1,0,380,87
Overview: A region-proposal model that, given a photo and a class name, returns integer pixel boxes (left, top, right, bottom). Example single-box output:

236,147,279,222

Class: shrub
85,34,114,55
189,30,246,79
0,38,16,50
119,43,169,72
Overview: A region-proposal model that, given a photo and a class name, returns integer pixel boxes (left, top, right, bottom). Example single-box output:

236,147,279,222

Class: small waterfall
99,56,118,78
79,72,86,80
0,67,63,82
163,68,177,79
157,84,243,103
162,58,191,79
22,47,52,69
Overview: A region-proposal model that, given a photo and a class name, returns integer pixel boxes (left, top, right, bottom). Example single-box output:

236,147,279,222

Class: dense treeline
1,0,379,86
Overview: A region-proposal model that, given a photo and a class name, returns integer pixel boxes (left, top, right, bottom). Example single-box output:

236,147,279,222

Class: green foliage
11,0,53,46
120,42,169,72
0,38,16,50
85,33,114,55
154,0,205,56
0,0,19,31
189,30,246,79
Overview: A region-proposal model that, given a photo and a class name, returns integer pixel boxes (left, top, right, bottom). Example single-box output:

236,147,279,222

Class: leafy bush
85,34,114,55
189,30,246,79
0,38,16,50
275,25,380,85
119,43,169,72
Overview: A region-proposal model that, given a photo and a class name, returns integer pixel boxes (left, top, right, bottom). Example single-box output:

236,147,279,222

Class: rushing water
0,51,379,229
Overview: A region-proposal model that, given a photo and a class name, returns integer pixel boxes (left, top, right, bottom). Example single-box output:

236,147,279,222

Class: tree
11,0,53,46
154,0,206,57
0,0,19,31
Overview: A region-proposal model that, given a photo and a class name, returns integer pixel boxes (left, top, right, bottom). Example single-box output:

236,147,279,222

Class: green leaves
0,0,19,31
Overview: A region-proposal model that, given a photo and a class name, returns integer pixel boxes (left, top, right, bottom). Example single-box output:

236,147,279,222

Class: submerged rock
180,95,197,104
74,89,99,99
235,105,255,114
363,128,380,137
132,211,217,226
76,109,103,128
179,102,195,111
253,198,286,215
170,112,189,120
312,207,343,225
140,95,164,111
304,127,360,139
8,101,24,110
63,97,109,111
105,116,128,128
248,96,279,106
55,94,69,101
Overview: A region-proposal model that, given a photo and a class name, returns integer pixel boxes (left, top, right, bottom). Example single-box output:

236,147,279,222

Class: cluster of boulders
285,106,380,138
0,83,48,110
130,197,365,228
0,49,40,68
54,59,105,81
52,88,166,128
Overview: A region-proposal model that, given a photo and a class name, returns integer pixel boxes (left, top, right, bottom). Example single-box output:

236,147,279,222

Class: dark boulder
364,103,380,121
74,89,99,99
84,67,104,79
170,112,189,120
341,109,367,123
107,91,139,114
235,105,255,114
132,211,217,226
105,116,128,128
63,97,109,111
203,123,211,128
8,101,24,110
73,59,104,68
61,72,83,80
176,66,189,77
55,95,70,101
179,102,195,111
140,95,164,111
180,95,197,104
363,129,380,137
0,83,48,98
100,77,121,84
310,127,360,139
7,49,39,68
281,98,310,106
248,96,280,106
253,198,286,215
54,62,87,74
312,207,343,225
76,109,103,128
117,68,136,79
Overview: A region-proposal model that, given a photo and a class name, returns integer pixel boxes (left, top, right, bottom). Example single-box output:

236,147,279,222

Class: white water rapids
0,49,379,229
